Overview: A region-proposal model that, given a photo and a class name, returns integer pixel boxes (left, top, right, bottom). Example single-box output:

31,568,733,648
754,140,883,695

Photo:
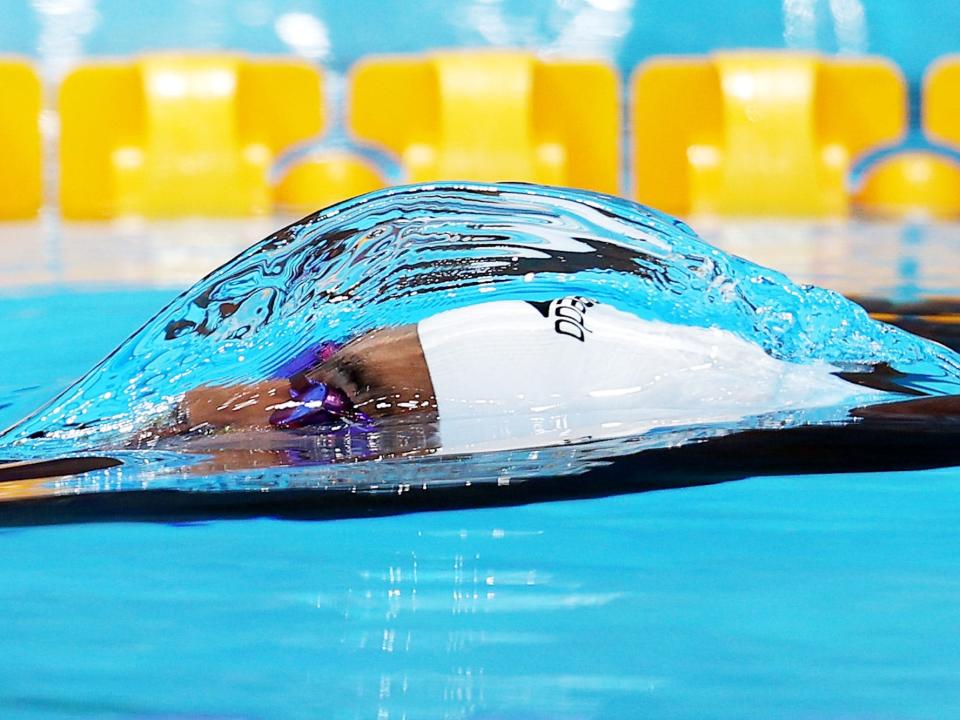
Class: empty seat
0,59,41,219
633,52,906,216
60,53,323,218
349,50,619,194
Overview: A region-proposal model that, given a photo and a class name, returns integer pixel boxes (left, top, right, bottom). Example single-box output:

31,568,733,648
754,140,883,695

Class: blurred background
0,0,959,302
1,0,960,297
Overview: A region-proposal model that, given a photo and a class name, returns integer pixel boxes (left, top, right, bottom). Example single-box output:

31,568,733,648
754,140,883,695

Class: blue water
3,475,960,720
1,289,960,718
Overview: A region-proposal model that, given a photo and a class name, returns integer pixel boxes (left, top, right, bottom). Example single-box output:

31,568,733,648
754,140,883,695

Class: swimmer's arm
180,379,291,430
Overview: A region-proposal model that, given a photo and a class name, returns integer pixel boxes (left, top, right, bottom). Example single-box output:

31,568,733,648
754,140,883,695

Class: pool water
1,221,960,719
3,470,960,719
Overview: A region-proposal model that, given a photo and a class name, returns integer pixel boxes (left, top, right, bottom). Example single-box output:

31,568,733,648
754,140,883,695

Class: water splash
3,182,960,470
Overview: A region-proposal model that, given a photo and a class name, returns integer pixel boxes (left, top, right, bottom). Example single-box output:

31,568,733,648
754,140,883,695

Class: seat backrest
924,55,960,147
633,51,906,216
350,50,619,194
0,59,41,219
60,53,323,218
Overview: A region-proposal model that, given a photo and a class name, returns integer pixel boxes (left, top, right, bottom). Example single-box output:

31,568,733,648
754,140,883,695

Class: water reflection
318,524,648,718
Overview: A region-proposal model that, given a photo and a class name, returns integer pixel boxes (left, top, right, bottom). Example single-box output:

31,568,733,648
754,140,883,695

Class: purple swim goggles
267,341,375,431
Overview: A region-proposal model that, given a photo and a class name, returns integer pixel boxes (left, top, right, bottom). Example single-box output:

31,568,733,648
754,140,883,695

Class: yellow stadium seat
60,53,323,219
925,55,960,147
633,52,906,216
349,50,619,194
0,59,41,219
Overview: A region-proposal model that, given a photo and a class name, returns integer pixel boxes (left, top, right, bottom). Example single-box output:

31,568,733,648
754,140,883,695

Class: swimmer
167,296,884,454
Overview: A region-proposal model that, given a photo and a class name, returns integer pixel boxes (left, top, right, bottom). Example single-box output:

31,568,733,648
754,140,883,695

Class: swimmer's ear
0,457,122,483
